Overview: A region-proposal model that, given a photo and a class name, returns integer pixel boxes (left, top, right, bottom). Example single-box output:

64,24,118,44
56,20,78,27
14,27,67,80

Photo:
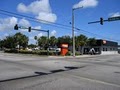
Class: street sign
108,16,120,21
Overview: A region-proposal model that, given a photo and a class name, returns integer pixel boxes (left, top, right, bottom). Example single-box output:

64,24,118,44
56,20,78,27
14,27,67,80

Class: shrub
4,49,61,56
66,51,72,56
75,52,81,55
4,49,18,53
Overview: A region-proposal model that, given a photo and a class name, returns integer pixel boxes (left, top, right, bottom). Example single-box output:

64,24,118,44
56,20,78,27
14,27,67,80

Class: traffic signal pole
88,16,120,25
14,24,50,56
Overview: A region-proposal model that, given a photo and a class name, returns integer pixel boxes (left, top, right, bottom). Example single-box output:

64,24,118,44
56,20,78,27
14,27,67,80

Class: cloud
28,36,36,44
50,30,57,36
33,26,41,30
36,12,57,23
17,0,57,23
29,36,34,40
0,17,18,31
19,18,31,27
17,3,28,13
37,32,44,37
0,17,42,32
73,0,98,9
109,12,120,17
4,33,9,37
18,18,31,32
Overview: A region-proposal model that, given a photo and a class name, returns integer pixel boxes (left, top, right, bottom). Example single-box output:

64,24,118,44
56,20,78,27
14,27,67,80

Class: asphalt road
0,52,120,90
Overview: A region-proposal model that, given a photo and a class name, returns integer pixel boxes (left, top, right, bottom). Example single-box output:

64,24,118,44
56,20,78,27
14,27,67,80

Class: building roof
96,39,118,46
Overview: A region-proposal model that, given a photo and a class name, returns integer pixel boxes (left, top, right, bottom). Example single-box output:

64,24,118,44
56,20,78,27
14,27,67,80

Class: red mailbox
61,44,68,56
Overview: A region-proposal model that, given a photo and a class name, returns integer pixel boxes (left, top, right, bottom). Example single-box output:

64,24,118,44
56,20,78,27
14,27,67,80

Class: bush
66,51,72,56
4,49,18,53
4,49,61,56
75,52,81,55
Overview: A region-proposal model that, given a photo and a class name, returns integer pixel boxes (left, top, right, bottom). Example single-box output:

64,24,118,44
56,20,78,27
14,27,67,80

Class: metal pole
72,6,83,57
47,30,49,56
72,9,75,57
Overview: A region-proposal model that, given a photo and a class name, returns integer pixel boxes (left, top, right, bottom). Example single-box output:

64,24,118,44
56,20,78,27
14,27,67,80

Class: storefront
83,39,118,55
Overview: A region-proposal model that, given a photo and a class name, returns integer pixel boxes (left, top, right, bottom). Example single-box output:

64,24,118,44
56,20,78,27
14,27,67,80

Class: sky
0,0,120,44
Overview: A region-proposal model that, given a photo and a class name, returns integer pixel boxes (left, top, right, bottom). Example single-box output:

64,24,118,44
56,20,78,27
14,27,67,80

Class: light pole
72,6,83,57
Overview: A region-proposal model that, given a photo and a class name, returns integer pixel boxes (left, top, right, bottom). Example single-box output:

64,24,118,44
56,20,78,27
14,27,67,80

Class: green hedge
4,49,19,53
4,49,61,56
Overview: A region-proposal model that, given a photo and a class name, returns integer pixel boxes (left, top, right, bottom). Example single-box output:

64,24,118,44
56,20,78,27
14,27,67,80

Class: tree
28,44,36,49
2,32,28,49
57,35,72,45
75,34,88,54
38,36,48,49
14,32,29,49
87,38,97,46
3,35,16,49
0,40,5,49
49,36,57,47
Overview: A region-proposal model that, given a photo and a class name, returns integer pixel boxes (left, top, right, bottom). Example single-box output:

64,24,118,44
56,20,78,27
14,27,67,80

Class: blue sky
0,0,120,44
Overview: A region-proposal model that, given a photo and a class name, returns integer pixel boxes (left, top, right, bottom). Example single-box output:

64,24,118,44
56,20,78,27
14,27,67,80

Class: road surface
0,53,120,90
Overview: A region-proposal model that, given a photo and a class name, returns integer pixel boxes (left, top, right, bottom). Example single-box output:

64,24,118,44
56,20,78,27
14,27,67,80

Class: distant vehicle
33,47,39,50
56,48,61,52
48,48,61,52
26,48,32,51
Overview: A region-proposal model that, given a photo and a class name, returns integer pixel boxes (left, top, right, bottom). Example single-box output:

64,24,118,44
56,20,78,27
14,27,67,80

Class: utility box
61,44,68,56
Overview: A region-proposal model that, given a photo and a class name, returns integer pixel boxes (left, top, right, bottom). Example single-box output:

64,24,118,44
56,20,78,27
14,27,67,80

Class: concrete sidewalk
48,54,119,59
48,55,94,58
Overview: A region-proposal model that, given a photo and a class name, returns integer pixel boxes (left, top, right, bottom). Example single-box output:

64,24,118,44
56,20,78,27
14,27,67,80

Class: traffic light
28,27,31,32
34,36,37,40
14,24,18,30
100,17,104,25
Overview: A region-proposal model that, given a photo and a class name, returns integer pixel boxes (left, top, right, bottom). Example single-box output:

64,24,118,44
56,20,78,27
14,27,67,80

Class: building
118,45,120,54
83,39,118,55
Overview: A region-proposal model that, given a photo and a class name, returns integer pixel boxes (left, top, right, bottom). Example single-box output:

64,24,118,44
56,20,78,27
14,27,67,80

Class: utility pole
72,9,75,57
47,30,49,56
72,6,83,57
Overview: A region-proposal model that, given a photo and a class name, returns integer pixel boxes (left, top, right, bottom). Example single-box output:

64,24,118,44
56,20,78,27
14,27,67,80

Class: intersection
0,53,120,90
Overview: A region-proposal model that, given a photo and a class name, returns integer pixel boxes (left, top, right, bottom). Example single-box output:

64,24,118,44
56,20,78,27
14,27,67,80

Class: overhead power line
0,9,74,31
0,9,120,42
75,28,120,42
0,9,72,29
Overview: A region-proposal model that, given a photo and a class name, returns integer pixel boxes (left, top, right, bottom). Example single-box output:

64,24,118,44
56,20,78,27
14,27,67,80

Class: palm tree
14,32,29,49
0,40,4,49
38,36,48,50
57,35,72,45
3,36,16,49
87,38,97,47
75,34,88,54
49,36,57,47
